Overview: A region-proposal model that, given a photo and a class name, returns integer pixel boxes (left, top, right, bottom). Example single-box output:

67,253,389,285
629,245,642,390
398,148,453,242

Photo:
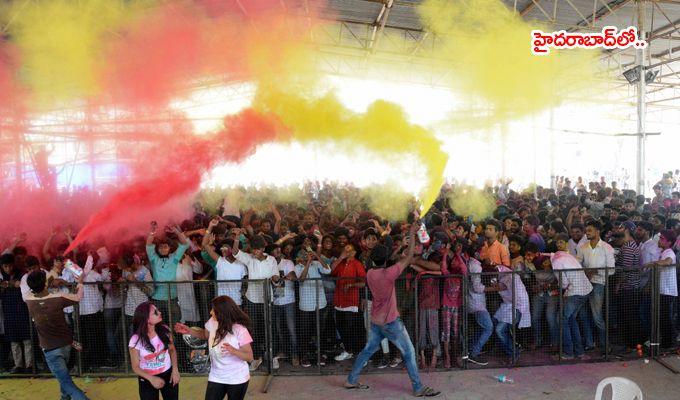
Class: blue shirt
146,243,189,300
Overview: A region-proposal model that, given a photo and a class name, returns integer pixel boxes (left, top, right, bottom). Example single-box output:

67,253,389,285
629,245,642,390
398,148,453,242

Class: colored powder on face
6,0,143,104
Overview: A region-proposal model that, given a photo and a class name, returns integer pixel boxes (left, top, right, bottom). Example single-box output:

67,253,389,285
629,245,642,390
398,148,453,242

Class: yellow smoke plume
363,182,414,221
4,0,147,103
448,185,496,220
252,88,447,214
418,0,603,124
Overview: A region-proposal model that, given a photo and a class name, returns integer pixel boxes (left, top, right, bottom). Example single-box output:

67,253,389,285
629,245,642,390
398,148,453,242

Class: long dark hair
131,302,171,353
211,296,251,347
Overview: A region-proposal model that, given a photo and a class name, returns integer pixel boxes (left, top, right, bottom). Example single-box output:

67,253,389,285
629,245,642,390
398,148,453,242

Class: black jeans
660,294,677,349
79,312,104,371
138,368,178,400
244,300,266,360
615,289,641,347
204,380,249,400
335,310,365,354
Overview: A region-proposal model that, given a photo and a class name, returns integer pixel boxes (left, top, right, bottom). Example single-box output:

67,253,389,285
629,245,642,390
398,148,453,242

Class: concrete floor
2,357,679,399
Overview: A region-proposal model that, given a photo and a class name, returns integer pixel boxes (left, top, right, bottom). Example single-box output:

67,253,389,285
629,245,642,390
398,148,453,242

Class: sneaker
414,386,441,397
375,359,388,369
389,357,403,368
463,355,488,366
334,351,353,361
272,357,280,370
249,358,263,371
577,354,590,361
301,359,312,368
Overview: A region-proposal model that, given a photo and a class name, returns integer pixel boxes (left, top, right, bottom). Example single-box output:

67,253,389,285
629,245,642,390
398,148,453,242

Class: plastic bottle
64,260,83,278
495,374,514,383
417,223,430,244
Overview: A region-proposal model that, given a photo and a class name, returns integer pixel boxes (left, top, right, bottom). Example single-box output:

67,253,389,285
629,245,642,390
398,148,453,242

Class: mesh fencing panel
6,265,678,377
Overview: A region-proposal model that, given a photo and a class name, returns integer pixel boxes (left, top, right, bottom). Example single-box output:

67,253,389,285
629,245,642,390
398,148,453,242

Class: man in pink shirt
345,219,440,397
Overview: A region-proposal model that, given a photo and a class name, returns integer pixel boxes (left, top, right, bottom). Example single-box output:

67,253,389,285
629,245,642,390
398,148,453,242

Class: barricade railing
4,265,677,378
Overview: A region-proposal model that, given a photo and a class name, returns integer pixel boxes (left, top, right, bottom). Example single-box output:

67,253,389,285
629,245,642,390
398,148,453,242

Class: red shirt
331,258,366,308
367,263,402,325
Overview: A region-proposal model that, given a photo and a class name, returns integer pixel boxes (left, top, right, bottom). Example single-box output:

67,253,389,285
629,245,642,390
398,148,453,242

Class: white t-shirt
215,257,247,306
235,251,278,304
80,269,103,316
123,267,153,316
550,251,593,297
294,261,329,312
273,259,296,306
20,268,48,301
128,333,172,375
101,268,124,309
47,267,76,313
205,318,252,385
659,248,677,296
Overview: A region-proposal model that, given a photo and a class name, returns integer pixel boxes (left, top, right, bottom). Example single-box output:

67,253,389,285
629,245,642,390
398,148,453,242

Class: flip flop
345,383,370,390
414,387,441,397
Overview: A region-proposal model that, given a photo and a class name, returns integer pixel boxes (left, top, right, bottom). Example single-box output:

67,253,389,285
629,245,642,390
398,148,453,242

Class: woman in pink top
129,302,180,400
175,296,253,400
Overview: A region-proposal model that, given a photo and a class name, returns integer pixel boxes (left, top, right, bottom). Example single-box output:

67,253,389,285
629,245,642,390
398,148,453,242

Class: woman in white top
129,302,180,400
175,296,253,400
176,253,202,324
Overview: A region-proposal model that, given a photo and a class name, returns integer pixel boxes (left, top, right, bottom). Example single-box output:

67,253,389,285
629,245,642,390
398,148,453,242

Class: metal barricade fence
4,265,678,378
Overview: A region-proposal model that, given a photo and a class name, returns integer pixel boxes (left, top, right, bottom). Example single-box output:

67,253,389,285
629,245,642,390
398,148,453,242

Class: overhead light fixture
623,66,658,84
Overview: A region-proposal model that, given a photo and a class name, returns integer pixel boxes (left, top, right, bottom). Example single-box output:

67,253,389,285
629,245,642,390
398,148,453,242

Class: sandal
345,383,370,390
414,387,441,397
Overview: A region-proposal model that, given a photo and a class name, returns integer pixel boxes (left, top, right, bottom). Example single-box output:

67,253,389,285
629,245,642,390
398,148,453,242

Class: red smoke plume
64,109,285,253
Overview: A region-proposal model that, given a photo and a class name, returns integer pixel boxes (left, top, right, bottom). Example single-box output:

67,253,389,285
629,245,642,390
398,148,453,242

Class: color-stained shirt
331,258,366,309
366,263,402,325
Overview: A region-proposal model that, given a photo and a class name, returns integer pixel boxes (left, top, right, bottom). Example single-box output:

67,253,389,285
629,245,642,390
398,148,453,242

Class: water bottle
495,374,514,383
64,260,83,278
417,223,430,244
136,269,146,281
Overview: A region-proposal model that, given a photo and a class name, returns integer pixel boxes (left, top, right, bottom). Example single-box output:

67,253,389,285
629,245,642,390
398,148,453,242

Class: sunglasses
151,308,160,316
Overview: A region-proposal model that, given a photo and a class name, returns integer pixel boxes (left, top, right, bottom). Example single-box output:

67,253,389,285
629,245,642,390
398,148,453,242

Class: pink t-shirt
128,333,172,375
205,319,252,385
442,254,467,308
367,263,402,326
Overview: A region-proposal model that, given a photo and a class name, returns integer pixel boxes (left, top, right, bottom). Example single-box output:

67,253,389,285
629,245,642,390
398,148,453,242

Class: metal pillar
636,0,647,195
549,110,555,190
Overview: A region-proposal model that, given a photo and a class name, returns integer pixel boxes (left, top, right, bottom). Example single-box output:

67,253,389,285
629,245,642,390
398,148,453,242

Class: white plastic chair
594,377,643,400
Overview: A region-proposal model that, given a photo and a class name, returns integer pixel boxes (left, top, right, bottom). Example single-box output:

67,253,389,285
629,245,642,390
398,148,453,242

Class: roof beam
574,0,632,28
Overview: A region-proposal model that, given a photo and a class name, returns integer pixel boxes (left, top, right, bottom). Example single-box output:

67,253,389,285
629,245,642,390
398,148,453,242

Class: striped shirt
617,240,641,290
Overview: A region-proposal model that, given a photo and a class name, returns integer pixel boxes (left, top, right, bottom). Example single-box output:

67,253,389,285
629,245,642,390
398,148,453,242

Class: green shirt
146,243,189,300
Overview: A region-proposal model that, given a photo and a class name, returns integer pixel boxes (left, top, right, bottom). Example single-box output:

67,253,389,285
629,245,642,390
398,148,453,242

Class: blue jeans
348,318,423,393
494,309,521,358
103,308,122,361
532,292,559,347
579,283,606,349
43,345,88,400
469,310,493,358
563,295,587,357
272,302,297,357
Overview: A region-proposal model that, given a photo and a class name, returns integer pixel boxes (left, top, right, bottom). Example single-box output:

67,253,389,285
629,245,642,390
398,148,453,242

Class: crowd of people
1,172,680,399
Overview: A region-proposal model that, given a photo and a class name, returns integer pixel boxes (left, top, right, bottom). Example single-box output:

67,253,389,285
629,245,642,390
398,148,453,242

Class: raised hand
173,322,191,335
